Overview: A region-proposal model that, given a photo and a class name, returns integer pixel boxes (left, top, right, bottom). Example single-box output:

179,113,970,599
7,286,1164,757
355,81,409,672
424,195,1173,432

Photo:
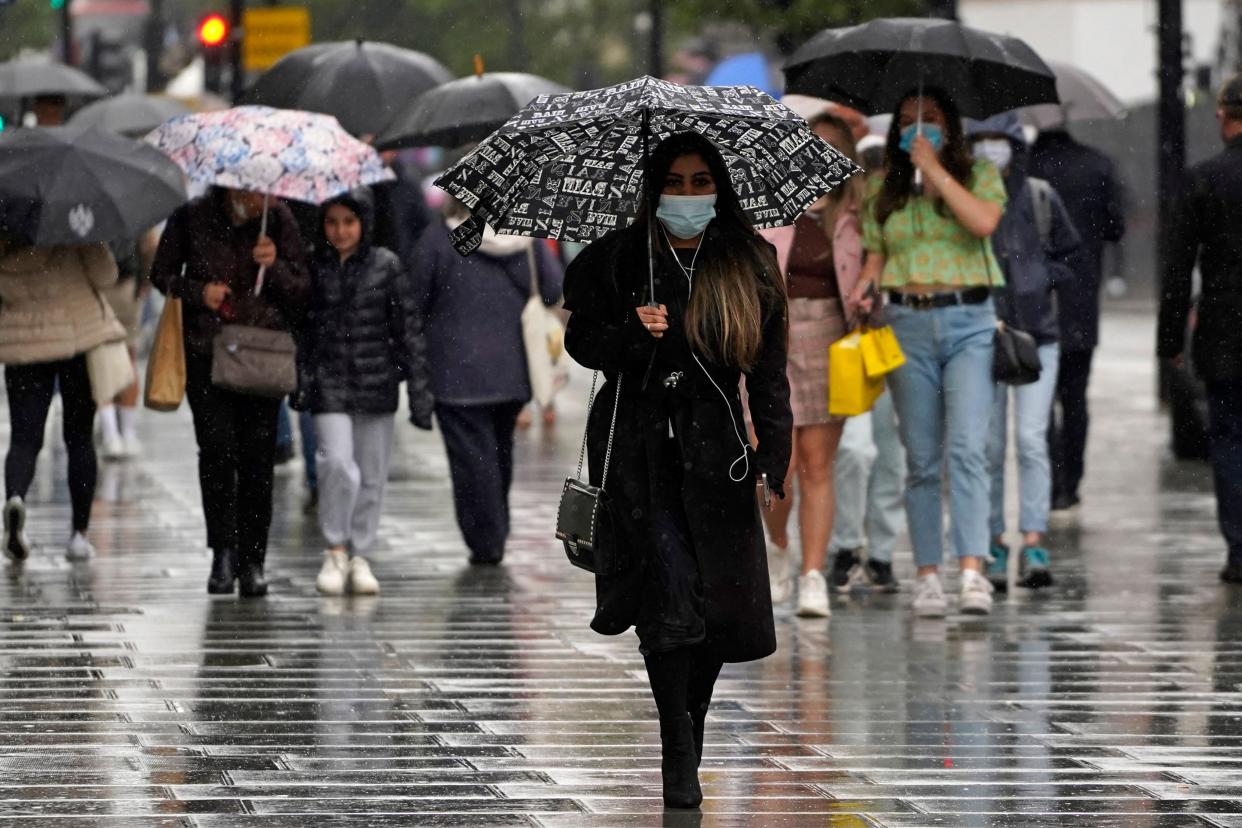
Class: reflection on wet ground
0,311,1239,826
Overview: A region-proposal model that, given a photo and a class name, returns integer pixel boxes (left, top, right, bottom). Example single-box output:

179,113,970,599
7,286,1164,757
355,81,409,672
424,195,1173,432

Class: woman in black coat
295,189,432,596
563,132,792,809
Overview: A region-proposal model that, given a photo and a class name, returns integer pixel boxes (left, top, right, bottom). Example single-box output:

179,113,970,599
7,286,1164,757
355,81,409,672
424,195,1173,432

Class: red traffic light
197,14,229,48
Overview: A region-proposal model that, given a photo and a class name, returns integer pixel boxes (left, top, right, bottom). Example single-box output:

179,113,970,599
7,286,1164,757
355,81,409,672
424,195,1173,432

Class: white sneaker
348,556,380,595
316,549,349,595
912,572,948,618
3,496,31,562
102,435,126,461
959,569,994,615
65,532,95,562
796,570,831,618
767,543,793,603
121,434,143,459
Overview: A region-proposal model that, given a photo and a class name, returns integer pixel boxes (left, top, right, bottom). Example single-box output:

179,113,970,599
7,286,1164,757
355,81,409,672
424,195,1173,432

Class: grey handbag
211,324,297,399
555,372,622,574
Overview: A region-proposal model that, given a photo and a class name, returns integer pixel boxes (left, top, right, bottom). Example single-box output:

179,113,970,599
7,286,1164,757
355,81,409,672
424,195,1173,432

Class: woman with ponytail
563,131,792,810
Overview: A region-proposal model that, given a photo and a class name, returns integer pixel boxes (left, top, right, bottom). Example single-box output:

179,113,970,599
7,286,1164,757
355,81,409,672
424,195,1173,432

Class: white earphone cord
661,226,751,483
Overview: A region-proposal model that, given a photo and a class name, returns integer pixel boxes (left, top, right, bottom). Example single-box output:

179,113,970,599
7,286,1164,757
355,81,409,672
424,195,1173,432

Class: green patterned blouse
861,159,1007,289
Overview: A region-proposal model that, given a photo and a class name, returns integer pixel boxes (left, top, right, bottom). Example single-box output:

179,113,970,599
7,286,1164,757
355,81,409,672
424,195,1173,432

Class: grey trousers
314,413,395,556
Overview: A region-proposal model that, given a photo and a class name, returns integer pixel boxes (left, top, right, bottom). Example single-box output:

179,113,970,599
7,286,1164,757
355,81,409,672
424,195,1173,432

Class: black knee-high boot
689,701,708,765
660,712,702,809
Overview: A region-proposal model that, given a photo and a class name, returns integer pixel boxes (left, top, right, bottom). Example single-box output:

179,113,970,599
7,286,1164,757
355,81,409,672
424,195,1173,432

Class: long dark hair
634,131,783,371
873,88,975,227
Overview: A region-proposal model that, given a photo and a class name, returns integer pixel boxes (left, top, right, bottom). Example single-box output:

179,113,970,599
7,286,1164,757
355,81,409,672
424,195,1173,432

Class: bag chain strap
574,370,623,491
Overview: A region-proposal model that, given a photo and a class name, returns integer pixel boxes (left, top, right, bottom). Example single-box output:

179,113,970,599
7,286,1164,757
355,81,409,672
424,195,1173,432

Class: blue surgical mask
656,194,717,239
898,124,944,154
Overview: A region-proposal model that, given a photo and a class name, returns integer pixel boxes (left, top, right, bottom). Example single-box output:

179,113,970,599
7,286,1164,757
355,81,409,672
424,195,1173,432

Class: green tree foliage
668,0,927,45
0,3,57,61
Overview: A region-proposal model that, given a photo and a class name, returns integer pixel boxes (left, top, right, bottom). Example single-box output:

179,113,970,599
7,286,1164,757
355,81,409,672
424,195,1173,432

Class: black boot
660,713,702,809
689,702,709,766
237,554,269,598
207,548,236,594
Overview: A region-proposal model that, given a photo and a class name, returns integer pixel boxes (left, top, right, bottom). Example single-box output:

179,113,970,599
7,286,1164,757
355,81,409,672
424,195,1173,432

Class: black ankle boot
659,713,702,809
689,702,709,766
207,548,236,594
237,560,269,598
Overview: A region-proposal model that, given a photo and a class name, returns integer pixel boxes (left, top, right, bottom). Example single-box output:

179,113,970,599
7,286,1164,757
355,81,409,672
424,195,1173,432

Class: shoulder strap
574,371,623,491
1028,178,1053,250
525,244,540,299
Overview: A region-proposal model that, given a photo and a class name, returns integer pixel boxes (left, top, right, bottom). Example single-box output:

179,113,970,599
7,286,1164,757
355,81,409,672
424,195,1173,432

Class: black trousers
1206,380,1242,560
1049,348,1094,502
185,351,280,563
4,356,96,532
435,401,525,562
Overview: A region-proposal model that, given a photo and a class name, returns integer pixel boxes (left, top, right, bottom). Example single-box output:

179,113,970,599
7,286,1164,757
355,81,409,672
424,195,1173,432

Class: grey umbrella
69,94,192,138
1020,62,1127,130
0,59,107,100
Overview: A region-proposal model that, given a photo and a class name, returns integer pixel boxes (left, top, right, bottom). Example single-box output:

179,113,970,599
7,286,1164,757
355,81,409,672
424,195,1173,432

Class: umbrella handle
255,191,270,296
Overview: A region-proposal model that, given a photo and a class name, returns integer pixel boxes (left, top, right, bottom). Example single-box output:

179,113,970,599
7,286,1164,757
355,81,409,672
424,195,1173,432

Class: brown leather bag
211,324,297,399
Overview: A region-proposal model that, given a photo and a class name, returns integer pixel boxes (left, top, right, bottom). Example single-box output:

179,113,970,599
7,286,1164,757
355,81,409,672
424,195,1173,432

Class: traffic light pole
60,0,74,65
230,0,244,102
1156,0,1185,299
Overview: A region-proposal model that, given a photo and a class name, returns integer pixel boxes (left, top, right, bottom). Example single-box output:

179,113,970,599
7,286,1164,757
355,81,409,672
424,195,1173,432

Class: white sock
118,406,139,441
98,405,120,444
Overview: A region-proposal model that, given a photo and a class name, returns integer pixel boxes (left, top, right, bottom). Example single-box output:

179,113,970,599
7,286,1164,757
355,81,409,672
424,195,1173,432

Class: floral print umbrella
145,105,394,203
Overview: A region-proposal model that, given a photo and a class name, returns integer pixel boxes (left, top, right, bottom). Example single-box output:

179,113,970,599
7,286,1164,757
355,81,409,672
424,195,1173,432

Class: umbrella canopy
1019,61,1127,131
0,126,186,246
783,17,1057,119
69,94,192,138
0,59,107,101
145,105,394,204
377,72,571,150
245,40,453,137
434,75,862,257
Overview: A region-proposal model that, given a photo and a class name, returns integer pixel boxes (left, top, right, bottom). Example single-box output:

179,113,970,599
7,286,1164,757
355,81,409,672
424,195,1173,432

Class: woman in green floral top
847,88,1005,619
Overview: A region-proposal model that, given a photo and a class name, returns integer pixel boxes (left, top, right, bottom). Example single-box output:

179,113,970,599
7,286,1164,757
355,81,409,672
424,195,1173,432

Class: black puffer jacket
294,190,432,426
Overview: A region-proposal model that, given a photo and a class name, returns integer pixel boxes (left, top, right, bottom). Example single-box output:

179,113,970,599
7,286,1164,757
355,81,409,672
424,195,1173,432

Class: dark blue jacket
966,114,1083,347
412,222,564,406
1029,130,1126,352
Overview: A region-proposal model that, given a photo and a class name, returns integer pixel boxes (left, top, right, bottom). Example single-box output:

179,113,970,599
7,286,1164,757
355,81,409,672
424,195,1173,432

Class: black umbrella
434,76,861,301
0,58,107,101
69,94,192,138
0,127,186,246
245,40,453,137
376,71,570,150
783,17,1057,119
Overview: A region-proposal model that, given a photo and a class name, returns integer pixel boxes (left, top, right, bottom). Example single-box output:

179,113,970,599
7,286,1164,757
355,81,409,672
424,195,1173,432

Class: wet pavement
1,308,1240,827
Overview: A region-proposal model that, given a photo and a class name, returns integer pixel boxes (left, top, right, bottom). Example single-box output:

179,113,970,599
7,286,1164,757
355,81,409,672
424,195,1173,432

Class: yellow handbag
859,325,906,379
828,331,885,417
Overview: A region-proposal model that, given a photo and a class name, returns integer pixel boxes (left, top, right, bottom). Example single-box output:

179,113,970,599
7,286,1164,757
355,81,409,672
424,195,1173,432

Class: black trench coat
563,224,792,664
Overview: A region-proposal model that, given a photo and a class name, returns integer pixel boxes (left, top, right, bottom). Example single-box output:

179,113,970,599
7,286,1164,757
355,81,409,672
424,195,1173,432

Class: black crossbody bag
983,241,1042,386
555,371,622,573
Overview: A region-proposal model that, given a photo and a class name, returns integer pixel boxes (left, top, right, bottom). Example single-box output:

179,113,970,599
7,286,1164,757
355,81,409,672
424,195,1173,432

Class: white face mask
973,139,1013,172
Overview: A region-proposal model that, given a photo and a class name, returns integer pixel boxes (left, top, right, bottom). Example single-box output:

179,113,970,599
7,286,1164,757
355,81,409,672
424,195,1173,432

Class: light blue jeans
988,342,1060,537
830,390,906,563
886,299,996,569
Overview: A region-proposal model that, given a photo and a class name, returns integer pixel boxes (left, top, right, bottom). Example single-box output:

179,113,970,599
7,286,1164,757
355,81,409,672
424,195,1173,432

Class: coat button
631,508,643,519
684,461,693,471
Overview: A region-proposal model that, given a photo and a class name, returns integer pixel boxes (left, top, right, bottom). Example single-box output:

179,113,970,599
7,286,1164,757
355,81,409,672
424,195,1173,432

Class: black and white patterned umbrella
434,75,862,257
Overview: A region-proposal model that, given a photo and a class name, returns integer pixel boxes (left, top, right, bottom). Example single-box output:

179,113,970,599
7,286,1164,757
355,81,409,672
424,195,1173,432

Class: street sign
241,6,310,72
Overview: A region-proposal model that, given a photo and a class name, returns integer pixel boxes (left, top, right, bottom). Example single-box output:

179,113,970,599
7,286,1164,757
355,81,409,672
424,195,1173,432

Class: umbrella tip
473,54,485,78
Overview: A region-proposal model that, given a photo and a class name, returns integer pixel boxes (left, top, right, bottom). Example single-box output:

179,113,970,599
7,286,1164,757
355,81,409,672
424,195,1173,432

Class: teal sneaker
987,542,1009,592
1020,546,1053,589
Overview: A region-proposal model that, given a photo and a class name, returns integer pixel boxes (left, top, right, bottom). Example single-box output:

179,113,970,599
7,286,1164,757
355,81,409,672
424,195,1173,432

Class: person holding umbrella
149,188,308,597
562,132,791,809
849,88,1007,617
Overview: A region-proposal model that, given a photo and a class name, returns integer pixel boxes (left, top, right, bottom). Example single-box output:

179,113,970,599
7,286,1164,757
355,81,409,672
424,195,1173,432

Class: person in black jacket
1159,76,1242,584
965,113,1083,591
295,189,433,596
562,133,791,810
1029,116,1126,512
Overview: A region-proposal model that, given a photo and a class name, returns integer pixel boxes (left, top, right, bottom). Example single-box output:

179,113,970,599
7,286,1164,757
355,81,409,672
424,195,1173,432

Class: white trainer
348,556,380,595
959,569,995,615
912,572,948,618
65,532,95,562
767,543,793,603
316,549,349,595
796,570,831,618
102,436,126,462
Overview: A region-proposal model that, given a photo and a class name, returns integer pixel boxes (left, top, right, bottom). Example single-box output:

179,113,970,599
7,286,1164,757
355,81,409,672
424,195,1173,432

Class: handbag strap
525,244,540,300
574,371,623,490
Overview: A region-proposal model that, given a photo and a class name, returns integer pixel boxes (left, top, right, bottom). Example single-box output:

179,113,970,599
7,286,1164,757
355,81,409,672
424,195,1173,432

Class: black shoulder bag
983,240,1042,386
555,371,622,573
